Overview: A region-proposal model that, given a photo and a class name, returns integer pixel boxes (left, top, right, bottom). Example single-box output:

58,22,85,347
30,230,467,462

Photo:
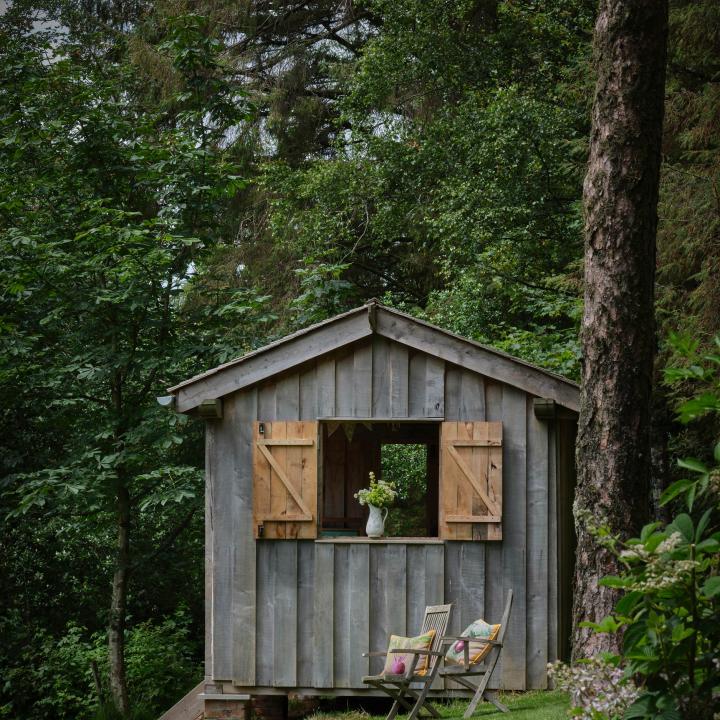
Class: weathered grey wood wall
205,336,568,693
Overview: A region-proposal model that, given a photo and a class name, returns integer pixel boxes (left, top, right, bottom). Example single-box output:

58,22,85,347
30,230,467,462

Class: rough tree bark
109,481,131,715
108,360,131,716
573,0,668,659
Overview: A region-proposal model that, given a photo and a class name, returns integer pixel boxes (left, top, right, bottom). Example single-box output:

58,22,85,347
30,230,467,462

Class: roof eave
168,301,580,414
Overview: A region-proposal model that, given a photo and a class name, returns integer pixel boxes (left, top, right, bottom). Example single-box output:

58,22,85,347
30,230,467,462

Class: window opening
320,422,439,537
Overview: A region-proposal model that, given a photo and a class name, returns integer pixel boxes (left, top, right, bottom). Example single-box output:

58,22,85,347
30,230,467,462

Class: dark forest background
0,1,718,718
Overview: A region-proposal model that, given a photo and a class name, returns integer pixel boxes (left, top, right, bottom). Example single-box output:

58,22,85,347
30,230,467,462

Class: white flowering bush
548,657,640,720
354,471,397,508
574,339,720,720
587,508,720,718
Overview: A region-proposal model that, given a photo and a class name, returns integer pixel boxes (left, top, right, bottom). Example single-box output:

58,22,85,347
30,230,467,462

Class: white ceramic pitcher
366,504,388,538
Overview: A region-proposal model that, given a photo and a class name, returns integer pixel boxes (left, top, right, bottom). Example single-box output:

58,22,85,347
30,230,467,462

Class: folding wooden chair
362,604,453,720
439,590,513,717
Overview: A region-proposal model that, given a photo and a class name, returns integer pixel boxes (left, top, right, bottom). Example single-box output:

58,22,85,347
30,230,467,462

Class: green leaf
677,394,720,423
640,522,661,541
696,538,720,553
623,620,648,652
701,577,720,598
671,625,693,642
600,575,631,589
580,615,623,633
656,710,683,720
669,513,694,542
644,532,667,553
615,591,642,616
695,508,713,542
659,479,694,506
677,457,708,474
624,693,654,719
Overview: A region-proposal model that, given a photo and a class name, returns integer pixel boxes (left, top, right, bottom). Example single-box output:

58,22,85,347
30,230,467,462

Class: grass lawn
306,691,569,720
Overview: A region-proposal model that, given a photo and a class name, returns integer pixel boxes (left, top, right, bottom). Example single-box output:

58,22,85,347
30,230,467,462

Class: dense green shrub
0,608,201,720
583,508,719,719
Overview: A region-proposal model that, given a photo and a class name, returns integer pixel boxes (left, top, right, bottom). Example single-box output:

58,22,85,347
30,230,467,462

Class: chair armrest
362,651,389,657
389,649,444,657
441,636,503,646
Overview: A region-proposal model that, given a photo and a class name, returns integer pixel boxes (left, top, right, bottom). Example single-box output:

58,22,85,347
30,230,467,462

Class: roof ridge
167,302,579,412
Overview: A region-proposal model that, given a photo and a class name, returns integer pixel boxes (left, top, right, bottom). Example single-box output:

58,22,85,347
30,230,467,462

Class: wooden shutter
253,421,318,539
439,421,502,541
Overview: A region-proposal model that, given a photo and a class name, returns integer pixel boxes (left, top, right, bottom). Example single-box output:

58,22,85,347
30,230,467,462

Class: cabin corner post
205,420,216,681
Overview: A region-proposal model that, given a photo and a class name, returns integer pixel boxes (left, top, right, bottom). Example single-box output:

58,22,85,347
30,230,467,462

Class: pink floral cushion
382,629,436,676
444,619,500,665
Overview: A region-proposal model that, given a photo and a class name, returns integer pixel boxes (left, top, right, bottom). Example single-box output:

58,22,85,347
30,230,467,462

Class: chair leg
389,686,439,719
484,691,508,714
406,684,432,720
463,669,494,718
463,649,501,719
415,697,440,719
386,698,401,720
386,683,414,720
406,663,445,720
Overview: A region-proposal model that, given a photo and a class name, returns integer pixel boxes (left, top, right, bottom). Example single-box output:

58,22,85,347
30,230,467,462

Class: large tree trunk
109,482,131,715
573,0,668,659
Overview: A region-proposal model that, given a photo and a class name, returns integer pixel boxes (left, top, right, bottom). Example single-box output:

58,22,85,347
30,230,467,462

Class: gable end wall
205,336,571,691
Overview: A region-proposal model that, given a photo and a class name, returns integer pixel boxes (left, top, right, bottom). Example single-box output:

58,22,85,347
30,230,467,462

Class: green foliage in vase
354,471,398,509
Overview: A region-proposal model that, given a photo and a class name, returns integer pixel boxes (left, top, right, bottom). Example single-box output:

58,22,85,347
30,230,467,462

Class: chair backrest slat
496,590,513,645
420,603,452,660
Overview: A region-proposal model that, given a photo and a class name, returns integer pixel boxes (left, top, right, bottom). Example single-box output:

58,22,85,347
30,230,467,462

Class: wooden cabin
164,300,579,716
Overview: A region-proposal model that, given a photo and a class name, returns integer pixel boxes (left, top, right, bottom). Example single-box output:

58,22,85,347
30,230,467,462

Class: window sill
315,537,444,545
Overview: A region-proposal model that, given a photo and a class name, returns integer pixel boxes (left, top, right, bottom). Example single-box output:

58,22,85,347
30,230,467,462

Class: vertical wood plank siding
312,544,334,687
526,397,549,688
205,425,214,678
333,544,351,687
483,382,505,687
547,424,559,664
233,390,258,685
348,545,371,682
206,340,568,692
390,343,409,417
501,386,527,690
371,337,391,417
208,407,234,681
297,540,316,687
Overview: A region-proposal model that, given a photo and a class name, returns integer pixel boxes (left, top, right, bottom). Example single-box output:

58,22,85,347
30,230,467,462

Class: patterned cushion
444,619,500,666
382,629,436,676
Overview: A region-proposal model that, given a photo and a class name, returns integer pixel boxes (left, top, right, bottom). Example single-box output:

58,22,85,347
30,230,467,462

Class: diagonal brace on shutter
256,440,314,521
446,443,501,517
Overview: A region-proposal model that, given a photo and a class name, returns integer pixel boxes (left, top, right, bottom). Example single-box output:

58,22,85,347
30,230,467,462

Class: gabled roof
168,300,579,413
